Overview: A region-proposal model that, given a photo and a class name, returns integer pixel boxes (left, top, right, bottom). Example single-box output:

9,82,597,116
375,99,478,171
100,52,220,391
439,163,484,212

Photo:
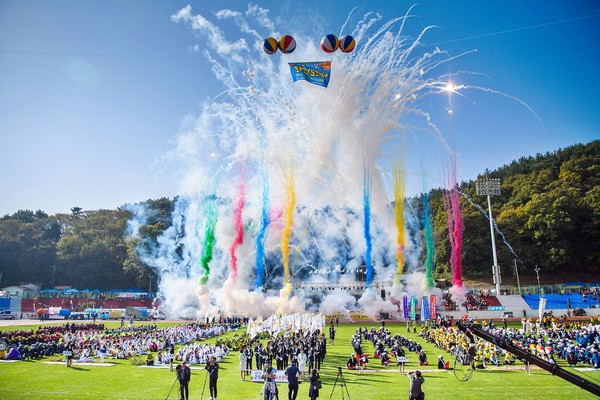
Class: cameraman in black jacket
176,360,191,400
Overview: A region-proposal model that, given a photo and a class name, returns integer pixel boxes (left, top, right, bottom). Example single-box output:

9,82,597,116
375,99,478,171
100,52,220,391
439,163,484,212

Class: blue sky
1,0,599,216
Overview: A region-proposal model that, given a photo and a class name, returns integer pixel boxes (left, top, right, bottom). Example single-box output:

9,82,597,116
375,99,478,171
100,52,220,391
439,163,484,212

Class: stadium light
476,177,502,295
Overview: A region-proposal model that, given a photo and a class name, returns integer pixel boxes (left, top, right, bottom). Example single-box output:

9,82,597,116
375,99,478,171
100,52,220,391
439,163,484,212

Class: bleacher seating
522,293,600,310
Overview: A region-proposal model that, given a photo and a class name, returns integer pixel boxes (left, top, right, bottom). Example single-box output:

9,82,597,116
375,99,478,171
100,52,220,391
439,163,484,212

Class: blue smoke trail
254,173,271,289
363,169,373,287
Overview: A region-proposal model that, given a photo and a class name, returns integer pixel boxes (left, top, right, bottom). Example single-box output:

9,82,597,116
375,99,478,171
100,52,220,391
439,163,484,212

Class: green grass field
1,321,598,399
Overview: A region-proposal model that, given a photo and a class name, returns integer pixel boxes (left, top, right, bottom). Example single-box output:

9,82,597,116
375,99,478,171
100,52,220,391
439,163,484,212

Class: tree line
0,140,598,290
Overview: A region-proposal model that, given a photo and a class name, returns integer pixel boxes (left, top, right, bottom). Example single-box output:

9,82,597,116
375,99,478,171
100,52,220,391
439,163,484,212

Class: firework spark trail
422,193,436,289
199,195,218,285
363,168,373,287
281,164,296,286
229,177,245,280
138,5,487,317
254,173,270,290
394,164,405,282
458,190,525,266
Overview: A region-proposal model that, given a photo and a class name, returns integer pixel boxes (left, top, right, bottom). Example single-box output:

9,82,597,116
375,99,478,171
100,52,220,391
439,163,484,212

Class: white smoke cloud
126,5,469,319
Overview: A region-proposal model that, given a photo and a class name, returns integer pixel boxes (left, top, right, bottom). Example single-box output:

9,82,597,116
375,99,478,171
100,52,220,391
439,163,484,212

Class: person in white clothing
297,350,307,380
240,345,248,381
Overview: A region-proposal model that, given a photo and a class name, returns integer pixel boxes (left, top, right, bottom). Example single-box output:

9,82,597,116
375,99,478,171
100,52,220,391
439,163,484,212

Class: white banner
248,369,288,383
538,297,547,322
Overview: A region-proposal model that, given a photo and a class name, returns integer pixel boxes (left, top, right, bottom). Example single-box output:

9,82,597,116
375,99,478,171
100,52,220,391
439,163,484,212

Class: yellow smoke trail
281,164,295,286
394,164,405,282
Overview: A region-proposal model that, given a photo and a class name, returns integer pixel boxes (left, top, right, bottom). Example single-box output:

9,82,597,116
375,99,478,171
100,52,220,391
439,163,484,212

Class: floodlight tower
476,178,502,295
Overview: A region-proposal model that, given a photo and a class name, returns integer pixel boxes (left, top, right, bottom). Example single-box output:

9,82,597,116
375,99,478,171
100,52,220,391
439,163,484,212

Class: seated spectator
418,350,428,366
437,355,449,369
146,352,154,366
346,354,358,370
359,354,369,371
381,351,391,366
8,346,21,360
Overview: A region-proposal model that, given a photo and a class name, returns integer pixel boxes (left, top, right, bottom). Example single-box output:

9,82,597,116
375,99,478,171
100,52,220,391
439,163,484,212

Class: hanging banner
410,296,417,320
538,297,547,322
403,296,409,320
430,295,437,320
422,297,430,321
288,61,332,88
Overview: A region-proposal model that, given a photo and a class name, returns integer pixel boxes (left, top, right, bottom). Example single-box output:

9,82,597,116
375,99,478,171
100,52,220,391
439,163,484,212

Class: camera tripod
164,375,178,400
329,367,351,400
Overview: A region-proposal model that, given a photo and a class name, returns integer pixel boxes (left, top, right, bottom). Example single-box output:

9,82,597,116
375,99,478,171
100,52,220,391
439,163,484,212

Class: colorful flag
288,61,332,88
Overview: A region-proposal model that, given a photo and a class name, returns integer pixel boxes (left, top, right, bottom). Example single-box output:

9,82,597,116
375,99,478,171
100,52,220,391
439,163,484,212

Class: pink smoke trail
444,162,464,292
229,178,245,280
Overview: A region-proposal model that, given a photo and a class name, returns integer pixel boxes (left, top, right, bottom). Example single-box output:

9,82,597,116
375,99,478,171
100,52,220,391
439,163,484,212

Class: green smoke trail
423,193,436,289
199,195,218,285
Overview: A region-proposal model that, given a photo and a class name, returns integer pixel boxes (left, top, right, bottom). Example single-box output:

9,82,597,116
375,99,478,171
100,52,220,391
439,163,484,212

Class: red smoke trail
229,179,245,279
444,162,464,291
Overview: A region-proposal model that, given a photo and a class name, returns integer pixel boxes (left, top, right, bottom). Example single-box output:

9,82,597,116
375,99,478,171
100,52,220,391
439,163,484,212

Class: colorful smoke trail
130,5,482,318
422,193,436,289
199,195,218,285
281,165,296,286
229,178,245,280
363,169,373,287
254,175,270,290
394,165,405,281
444,162,464,292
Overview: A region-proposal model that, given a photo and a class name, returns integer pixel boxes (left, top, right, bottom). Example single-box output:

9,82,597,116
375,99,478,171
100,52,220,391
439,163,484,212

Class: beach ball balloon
278,35,296,54
320,34,339,53
263,37,278,54
339,35,356,53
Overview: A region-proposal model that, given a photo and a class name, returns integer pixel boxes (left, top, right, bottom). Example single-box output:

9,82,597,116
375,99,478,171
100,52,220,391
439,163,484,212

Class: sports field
0,320,597,399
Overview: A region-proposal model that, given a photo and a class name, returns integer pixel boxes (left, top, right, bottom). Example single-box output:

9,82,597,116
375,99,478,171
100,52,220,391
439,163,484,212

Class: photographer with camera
408,370,425,400
205,356,219,400
176,361,191,400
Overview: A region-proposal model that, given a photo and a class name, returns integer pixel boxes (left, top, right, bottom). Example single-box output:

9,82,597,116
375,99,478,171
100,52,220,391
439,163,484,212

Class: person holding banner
65,341,74,368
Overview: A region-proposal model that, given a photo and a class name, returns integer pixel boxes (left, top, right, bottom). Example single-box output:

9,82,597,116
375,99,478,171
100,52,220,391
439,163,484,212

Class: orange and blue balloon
339,35,356,53
320,34,339,53
278,35,296,54
263,37,278,54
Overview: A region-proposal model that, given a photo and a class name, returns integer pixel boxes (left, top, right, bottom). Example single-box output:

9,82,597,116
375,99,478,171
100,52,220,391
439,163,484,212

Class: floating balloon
339,35,356,53
263,37,278,55
320,34,339,53
278,35,296,54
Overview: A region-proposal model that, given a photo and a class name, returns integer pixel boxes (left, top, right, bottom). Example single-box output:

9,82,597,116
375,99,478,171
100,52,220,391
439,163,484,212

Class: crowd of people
441,291,493,311
238,329,328,380
347,324,434,374
0,321,237,364
419,314,600,370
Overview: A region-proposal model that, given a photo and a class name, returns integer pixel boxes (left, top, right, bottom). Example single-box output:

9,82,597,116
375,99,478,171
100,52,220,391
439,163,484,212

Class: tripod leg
200,370,208,400
339,372,351,400
165,376,178,400
328,373,340,400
